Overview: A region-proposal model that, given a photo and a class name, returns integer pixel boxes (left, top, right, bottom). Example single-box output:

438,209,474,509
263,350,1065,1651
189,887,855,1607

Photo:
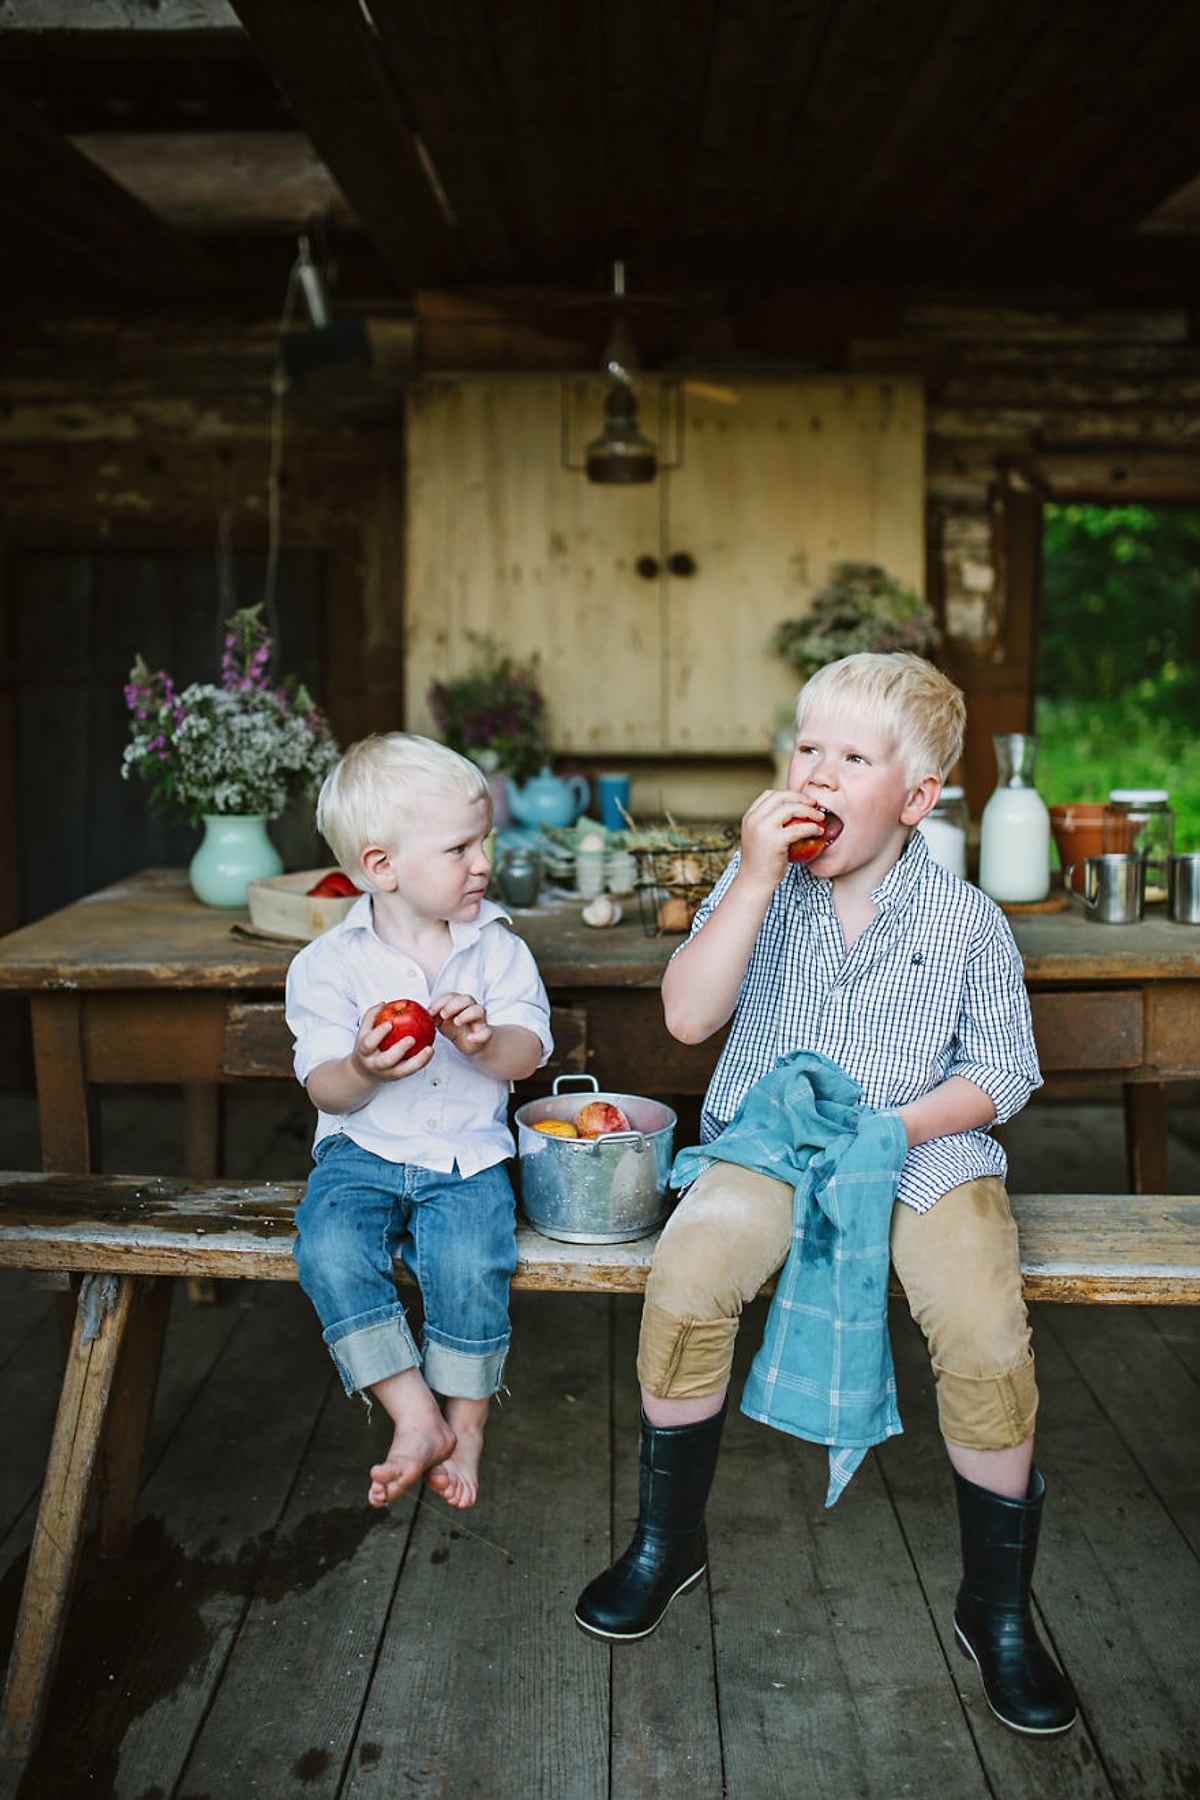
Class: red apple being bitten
575,1099,632,1137
785,811,843,863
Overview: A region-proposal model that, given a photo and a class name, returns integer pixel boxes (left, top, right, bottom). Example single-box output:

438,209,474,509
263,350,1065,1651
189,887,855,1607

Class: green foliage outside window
1036,504,1200,850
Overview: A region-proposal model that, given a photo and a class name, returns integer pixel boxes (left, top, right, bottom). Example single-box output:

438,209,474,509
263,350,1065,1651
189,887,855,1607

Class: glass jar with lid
1104,789,1173,903
917,785,969,878
495,846,543,909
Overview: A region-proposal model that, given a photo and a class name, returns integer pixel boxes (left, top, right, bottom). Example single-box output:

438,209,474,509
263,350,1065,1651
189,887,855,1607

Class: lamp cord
262,256,303,672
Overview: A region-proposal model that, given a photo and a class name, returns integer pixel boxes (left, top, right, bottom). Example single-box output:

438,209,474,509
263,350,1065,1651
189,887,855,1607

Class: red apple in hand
785,811,842,863
375,998,436,1054
575,1099,632,1137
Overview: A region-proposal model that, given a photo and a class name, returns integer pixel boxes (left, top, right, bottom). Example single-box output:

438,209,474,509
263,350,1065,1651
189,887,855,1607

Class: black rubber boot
575,1402,727,1641
953,1467,1078,1735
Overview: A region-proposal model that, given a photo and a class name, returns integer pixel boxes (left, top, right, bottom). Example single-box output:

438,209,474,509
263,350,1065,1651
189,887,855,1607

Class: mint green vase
188,814,283,907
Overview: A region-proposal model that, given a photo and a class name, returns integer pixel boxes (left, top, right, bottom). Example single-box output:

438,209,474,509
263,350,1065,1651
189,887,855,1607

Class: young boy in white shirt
286,733,551,1513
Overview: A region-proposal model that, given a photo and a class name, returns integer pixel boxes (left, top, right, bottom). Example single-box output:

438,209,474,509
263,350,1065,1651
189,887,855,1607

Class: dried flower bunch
122,605,340,826
771,561,940,677
427,632,549,784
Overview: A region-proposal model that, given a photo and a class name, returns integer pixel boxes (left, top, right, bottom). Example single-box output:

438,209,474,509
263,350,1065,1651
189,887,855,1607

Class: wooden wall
5,290,1200,939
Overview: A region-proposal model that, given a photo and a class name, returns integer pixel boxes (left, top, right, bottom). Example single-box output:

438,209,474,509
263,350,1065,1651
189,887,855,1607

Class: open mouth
820,811,844,848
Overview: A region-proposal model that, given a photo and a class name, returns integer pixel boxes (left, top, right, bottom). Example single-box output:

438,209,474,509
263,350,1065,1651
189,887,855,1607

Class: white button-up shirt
286,895,553,1176
686,829,1041,1212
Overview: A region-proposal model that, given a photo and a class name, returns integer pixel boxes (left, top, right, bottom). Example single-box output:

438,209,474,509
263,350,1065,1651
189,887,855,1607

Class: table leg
0,1274,137,1762
1123,1081,1169,1193
29,994,99,1173
183,1081,224,1177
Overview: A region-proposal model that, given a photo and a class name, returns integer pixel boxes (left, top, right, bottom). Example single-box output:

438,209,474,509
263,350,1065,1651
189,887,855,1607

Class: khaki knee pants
638,1164,1037,1450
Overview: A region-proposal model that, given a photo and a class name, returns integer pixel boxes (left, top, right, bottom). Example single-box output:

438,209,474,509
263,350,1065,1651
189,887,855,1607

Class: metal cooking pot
515,1075,676,1244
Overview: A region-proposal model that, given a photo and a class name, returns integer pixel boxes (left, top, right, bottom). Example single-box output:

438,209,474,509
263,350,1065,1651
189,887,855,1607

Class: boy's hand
429,991,493,1057
740,789,825,885
354,1002,437,1082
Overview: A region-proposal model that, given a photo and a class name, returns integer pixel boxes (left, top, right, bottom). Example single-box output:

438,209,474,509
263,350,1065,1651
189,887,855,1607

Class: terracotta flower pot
1049,803,1107,894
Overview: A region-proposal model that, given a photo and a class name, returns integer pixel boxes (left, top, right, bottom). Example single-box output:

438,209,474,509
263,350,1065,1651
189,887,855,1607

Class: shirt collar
340,892,511,946
872,829,928,908
792,828,927,911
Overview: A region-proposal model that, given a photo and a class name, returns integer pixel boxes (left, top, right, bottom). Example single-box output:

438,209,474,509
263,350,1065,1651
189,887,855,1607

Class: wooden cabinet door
405,376,665,753
664,379,926,752
404,374,924,757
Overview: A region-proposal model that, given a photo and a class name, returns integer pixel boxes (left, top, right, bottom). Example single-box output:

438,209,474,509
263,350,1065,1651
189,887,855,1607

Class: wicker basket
632,831,737,937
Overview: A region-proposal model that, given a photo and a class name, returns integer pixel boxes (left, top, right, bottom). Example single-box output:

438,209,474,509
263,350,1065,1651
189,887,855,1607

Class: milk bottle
978,734,1050,904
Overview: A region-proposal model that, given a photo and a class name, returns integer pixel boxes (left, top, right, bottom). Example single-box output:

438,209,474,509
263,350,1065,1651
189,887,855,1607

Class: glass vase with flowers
122,604,340,905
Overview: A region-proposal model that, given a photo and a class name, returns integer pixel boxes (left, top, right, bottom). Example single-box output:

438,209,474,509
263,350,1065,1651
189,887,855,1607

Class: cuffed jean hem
327,1313,421,1397
424,1338,509,1401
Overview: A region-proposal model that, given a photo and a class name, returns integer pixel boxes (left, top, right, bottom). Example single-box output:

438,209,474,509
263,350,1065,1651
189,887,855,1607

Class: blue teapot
507,766,590,830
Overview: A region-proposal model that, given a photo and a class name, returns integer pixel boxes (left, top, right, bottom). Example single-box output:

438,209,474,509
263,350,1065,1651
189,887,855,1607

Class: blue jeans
293,1133,518,1401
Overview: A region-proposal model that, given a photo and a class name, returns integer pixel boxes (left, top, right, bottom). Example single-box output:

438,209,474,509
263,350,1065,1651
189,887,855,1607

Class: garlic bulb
581,893,622,927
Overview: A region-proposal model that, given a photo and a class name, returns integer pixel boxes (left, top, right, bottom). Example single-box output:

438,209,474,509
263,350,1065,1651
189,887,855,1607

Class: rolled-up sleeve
481,929,554,1063
949,915,1042,1125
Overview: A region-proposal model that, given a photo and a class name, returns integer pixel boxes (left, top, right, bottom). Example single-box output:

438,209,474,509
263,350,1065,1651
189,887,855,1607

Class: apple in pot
574,1099,632,1137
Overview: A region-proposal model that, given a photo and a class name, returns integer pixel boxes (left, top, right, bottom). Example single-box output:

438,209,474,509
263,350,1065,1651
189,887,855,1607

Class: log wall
3,293,1200,903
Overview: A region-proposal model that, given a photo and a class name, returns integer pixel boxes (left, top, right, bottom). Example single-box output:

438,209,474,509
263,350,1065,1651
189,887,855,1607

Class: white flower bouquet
122,605,340,827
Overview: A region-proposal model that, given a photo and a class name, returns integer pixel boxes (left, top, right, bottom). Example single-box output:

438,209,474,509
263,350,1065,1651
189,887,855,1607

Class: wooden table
3,867,1200,1188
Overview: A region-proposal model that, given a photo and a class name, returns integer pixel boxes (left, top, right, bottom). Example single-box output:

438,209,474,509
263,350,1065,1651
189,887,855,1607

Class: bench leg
96,1277,171,1557
0,1273,138,1762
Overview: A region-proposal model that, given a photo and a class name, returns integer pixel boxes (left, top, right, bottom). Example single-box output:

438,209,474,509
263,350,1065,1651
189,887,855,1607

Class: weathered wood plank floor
0,1087,1197,1800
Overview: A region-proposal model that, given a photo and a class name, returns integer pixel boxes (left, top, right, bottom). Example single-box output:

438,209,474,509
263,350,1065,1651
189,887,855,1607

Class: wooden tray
246,869,357,940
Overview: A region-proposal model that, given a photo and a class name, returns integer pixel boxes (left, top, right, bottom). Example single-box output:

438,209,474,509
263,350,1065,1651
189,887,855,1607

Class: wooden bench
1,1169,1198,1764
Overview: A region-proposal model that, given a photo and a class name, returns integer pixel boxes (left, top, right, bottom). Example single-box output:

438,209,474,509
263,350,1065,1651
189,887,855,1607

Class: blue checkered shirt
682,829,1041,1213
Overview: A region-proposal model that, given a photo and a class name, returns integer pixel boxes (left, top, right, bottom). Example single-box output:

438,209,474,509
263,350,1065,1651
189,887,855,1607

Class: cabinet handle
668,551,697,578
635,555,660,580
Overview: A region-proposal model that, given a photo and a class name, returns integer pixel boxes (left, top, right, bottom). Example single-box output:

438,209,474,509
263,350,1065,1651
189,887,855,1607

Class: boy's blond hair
794,652,965,786
317,732,490,878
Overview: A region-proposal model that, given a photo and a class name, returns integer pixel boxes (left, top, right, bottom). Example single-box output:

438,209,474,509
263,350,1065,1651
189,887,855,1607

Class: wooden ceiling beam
0,1,239,33
73,131,354,234
0,79,222,300
899,2,1200,268
227,0,465,288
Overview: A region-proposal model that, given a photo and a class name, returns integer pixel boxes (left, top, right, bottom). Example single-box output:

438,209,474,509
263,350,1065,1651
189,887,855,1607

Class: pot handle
551,1073,599,1096
580,1129,649,1153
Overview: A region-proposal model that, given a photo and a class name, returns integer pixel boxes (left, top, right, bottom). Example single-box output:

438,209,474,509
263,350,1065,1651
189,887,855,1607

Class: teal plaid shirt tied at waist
670,1049,909,1507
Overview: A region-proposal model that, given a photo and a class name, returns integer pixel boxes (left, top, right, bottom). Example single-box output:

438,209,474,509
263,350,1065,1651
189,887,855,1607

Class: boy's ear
360,845,398,890
901,774,942,827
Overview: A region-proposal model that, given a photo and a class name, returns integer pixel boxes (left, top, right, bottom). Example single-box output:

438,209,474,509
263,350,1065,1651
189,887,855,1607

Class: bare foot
367,1369,457,1508
424,1396,489,1510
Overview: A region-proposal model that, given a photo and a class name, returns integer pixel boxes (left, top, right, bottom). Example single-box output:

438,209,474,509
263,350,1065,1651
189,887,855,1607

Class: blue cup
596,773,632,831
